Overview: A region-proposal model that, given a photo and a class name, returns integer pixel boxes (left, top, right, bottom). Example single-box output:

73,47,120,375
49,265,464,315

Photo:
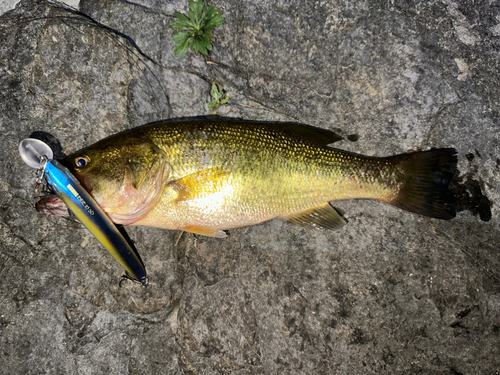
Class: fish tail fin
387,148,457,220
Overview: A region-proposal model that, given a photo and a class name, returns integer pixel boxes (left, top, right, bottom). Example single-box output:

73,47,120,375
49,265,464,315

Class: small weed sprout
171,0,225,58
207,84,229,113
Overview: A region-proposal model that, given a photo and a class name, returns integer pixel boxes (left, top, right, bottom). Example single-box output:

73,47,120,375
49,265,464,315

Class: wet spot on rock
201,338,222,356
347,134,359,142
451,174,492,221
283,281,299,297
331,285,353,319
283,299,307,337
456,307,472,319
350,327,365,344
450,321,470,337
381,349,395,365
492,325,500,334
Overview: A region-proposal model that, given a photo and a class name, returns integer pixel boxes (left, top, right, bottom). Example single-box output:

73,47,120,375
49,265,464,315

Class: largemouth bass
36,117,457,237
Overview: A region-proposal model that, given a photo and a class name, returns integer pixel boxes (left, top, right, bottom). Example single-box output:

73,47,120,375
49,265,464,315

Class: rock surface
0,0,499,374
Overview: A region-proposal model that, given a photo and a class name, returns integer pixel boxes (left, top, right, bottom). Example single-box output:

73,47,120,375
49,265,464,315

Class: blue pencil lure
19,138,148,286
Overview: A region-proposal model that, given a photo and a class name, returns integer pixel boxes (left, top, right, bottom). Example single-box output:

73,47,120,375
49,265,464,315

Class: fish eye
75,155,91,168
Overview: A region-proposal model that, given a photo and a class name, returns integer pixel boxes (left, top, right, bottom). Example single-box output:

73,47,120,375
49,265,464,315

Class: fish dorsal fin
170,168,231,202
283,204,347,230
271,122,343,145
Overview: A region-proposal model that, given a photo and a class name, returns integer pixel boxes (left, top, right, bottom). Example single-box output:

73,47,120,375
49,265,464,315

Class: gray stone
0,0,498,374
0,0,21,15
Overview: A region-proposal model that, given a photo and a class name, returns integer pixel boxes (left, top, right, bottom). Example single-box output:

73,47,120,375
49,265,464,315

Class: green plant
171,0,225,58
207,84,229,112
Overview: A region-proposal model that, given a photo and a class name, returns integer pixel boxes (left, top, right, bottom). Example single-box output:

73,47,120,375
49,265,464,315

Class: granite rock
0,0,498,374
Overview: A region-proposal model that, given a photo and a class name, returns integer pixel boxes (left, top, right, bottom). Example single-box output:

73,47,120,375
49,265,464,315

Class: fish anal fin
170,168,230,203
283,204,347,230
182,226,227,238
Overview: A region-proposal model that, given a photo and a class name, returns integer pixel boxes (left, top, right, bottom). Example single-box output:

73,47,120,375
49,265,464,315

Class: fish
36,117,457,237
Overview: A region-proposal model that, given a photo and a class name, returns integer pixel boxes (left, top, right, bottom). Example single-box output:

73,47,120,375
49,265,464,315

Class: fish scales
39,118,456,236
96,120,399,230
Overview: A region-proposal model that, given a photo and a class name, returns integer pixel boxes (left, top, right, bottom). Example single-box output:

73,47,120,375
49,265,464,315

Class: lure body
44,160,148,284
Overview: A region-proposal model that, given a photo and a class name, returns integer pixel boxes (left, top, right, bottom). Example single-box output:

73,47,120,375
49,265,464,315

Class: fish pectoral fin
181,226,228,238
170,168,231,202
283,204,347,230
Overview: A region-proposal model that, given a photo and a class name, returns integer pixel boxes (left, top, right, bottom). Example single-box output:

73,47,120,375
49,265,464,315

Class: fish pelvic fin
283,203,347,230
181,226,227,238
388,148,457,220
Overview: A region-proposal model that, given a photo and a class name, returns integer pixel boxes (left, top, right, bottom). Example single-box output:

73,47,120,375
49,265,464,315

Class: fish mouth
35,195,70,217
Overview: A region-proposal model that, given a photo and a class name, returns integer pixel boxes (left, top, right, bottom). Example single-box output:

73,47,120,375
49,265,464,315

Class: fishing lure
19,138,148,285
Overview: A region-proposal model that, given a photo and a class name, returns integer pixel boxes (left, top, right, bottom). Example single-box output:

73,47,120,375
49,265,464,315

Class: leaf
174,39,190,58
211,16,225,27
174,12,189,22
185,37,195,49
192,0,204,16
201,32,212,45
174,34,194,57
188,9,196,24
172,32,188,42
192,39,201,53
171,20,186,30
206,83,229,110
175,46,188,58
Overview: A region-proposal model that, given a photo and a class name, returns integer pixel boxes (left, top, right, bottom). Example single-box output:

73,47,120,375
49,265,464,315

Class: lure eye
75,155,91,168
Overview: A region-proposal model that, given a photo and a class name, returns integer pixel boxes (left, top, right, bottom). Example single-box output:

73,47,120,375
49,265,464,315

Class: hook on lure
19,138,149,286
